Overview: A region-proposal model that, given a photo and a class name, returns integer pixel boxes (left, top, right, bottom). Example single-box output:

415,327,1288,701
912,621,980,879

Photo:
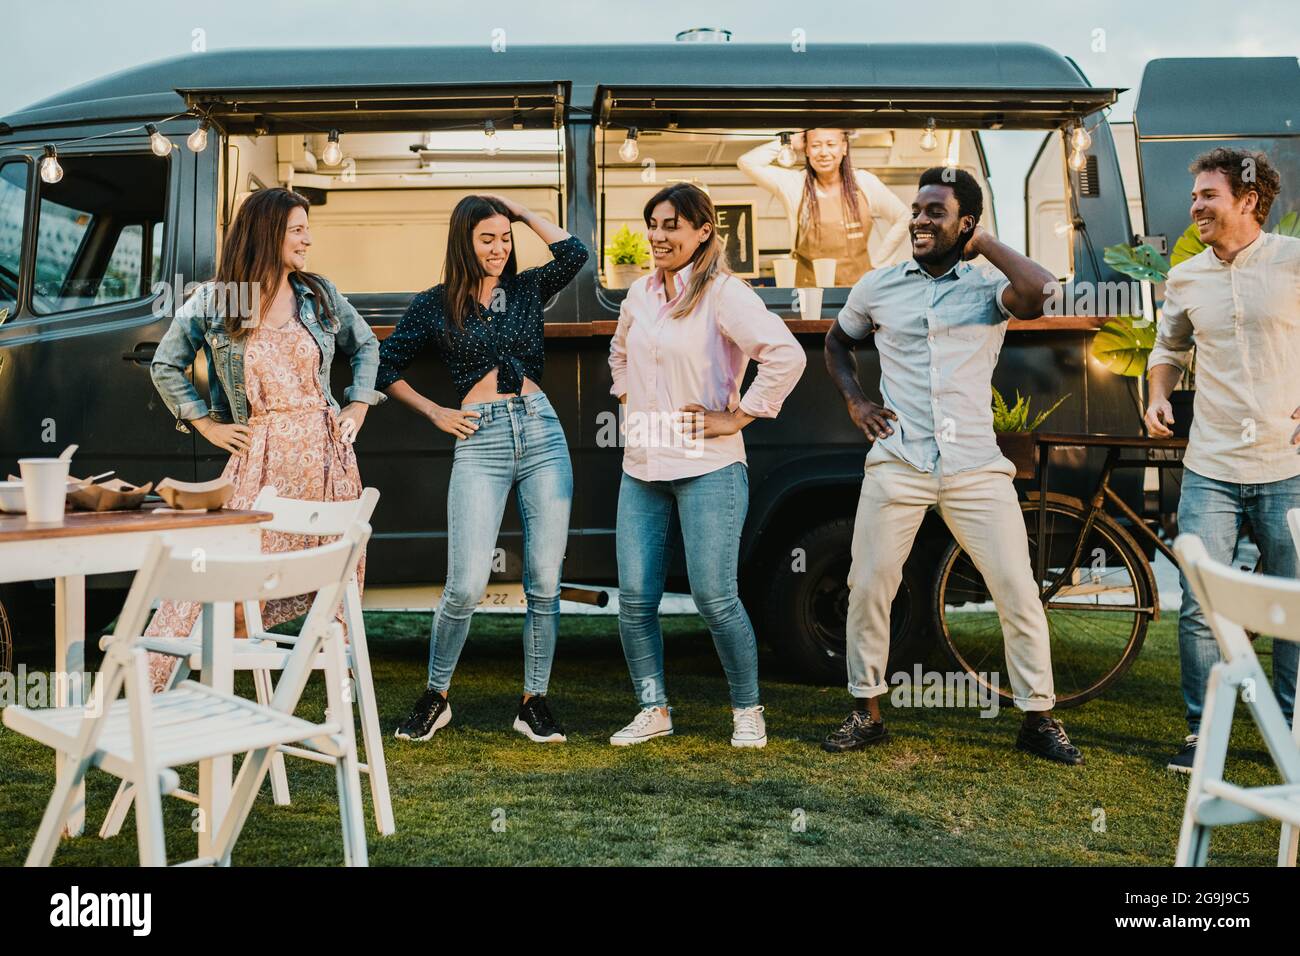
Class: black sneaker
513,695,567,743
1016,713,1084,765
394,687,451,741
822,709,889,752
1167,735,1198,774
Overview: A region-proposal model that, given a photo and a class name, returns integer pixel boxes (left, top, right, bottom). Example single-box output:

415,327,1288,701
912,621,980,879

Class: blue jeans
426,392,572,696
1177,468,1300,734
616,462,760,709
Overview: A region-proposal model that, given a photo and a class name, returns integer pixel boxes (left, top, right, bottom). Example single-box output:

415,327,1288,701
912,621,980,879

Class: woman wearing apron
738,128,911,286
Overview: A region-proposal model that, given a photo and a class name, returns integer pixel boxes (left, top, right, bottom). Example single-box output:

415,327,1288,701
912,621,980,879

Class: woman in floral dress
147,187,385,691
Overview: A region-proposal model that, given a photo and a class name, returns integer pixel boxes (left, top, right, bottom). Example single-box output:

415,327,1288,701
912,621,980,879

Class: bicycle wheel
932,495,1155,708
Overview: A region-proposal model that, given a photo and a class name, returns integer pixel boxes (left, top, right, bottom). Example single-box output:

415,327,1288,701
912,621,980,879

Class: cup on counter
813,257,838,288
772,257,797,288
19,457,71,524
796,287,824,319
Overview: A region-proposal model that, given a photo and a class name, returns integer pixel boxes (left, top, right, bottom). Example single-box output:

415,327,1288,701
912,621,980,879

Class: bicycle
932,432,1187,708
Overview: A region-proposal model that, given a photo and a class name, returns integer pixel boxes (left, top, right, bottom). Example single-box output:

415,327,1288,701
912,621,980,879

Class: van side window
31,152,167,316
0,160,27,323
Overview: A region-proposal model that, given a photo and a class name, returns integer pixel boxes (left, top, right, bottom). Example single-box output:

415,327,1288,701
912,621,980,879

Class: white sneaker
610,706,673,746
731,705,767,748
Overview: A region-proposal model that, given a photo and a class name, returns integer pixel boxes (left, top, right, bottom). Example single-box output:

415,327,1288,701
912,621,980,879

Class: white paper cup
813,257,838,287
797,287,824,319
19,458,70,524
772,257,797,288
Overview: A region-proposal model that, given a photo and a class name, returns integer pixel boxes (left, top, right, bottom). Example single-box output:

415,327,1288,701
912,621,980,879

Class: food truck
1,41,1294,682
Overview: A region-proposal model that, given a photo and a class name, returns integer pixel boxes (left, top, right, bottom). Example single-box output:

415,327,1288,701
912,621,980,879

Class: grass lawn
0,612,1290,866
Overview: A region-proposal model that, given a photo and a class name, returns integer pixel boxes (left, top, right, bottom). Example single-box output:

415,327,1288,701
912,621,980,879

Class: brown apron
793,184,873,287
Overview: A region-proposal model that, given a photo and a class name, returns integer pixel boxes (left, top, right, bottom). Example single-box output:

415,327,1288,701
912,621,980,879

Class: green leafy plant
1276,210,1300,238
992,386,1070,433
604,225,651,266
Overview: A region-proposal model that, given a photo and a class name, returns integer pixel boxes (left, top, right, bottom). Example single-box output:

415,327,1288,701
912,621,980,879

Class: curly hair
1189,147,1281,225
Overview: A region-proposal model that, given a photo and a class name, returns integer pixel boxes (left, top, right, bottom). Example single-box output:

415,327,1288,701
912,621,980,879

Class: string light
186,118,210,153
919,117,938,152
777,131,796,167
321,129,342,166
39,146,63,184
619,127,640,162
482,120,499,156
145,124,172,157
1068,147,1088,172
1069,122,1092,152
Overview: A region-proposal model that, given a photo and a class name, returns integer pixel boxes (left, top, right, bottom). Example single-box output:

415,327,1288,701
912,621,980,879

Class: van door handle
122,342,159,364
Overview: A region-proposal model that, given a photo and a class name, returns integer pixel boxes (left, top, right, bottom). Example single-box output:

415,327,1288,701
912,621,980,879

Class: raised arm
965,227,1057,320
737,138,799,198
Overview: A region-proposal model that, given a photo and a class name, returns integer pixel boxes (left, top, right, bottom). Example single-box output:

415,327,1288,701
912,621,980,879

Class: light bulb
919,119,938,152
777,132,796,167
1068,148,1088,172
187,119,210,153
619,128,640,162
146,124,172,157
1070,124,1092,152
40,146,63,184
322,129,342,166
482,120,499,157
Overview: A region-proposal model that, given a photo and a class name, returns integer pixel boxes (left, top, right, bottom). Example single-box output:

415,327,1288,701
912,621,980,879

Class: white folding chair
2,522,370,866
99,486,394,838
1173,532,1300,867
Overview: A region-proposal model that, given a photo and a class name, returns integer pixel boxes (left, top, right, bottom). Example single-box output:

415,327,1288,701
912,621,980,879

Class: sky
4,0,1297,247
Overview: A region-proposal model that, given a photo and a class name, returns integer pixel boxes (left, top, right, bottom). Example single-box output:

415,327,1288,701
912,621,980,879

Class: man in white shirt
1145,147,1300,773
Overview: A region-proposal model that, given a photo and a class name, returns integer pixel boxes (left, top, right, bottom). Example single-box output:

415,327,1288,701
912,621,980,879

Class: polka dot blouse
376,235,589,400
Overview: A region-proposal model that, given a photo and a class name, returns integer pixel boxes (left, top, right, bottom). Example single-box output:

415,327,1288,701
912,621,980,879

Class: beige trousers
845,446,1056,711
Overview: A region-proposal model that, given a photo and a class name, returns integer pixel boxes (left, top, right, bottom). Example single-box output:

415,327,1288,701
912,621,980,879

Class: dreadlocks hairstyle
797,129,863,241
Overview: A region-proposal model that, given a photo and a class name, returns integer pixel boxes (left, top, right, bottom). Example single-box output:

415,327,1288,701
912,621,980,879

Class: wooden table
0,503,271,844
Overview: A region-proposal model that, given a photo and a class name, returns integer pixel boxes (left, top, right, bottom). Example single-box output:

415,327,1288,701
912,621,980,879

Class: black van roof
2,42,1096,133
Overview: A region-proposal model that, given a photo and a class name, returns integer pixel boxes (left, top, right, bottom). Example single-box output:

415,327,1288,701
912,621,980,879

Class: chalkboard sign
714,201,758,278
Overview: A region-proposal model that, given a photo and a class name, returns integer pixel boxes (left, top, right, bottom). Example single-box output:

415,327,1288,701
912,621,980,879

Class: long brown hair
643,183,732,320
442,195,518,333
799,129,862,241
214,186,334,338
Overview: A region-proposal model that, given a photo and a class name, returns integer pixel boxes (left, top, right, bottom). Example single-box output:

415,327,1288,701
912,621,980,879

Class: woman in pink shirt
607,183,806,749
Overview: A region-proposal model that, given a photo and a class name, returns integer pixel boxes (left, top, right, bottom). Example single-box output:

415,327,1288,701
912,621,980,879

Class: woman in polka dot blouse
379,194,587,745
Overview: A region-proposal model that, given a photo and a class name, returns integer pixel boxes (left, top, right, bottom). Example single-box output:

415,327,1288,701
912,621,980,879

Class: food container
155,477,235,511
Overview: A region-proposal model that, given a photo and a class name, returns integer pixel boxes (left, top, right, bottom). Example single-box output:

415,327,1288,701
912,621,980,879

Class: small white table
0,503,270,847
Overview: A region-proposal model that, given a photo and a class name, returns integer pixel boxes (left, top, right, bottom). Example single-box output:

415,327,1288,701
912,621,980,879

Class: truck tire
759,517,932,684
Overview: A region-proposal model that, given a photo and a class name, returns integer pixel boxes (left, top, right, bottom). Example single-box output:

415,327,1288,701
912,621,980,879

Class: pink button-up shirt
609,262,806,481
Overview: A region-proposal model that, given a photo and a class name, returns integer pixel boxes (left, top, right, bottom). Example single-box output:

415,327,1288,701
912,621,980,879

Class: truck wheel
760,517,931,684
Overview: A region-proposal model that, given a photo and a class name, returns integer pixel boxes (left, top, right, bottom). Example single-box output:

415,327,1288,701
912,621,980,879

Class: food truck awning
596,85,1123,131
177,82,569,134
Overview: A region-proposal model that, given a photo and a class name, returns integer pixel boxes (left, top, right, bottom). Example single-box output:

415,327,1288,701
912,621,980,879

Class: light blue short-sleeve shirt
837,258,1012,475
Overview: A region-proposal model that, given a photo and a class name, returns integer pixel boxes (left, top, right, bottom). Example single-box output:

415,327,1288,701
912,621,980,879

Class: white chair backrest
1175,533,1300,665
115,522,370,649
1288,508,1300,562
251,486,379,537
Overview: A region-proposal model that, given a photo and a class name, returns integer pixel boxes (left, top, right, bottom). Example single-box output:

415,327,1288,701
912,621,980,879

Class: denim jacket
151,273,386,430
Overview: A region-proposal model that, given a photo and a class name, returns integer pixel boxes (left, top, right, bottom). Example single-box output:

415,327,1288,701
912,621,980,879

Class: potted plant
604,225,651,289
992,386,1070,479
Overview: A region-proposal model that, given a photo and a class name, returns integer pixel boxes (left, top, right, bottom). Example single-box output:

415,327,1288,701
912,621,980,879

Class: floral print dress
145,313,366,692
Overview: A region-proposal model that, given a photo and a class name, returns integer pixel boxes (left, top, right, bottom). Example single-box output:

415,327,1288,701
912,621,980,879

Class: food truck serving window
593,84,1120,298
186,82,572,295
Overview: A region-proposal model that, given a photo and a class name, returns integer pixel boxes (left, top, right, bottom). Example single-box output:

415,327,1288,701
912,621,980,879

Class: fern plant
992,386,1070,433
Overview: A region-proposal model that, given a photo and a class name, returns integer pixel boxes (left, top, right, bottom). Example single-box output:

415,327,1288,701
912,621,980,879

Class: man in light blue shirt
821,167,1082,765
